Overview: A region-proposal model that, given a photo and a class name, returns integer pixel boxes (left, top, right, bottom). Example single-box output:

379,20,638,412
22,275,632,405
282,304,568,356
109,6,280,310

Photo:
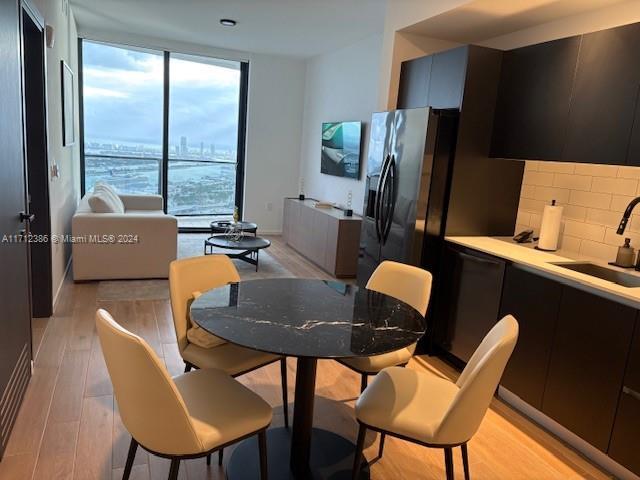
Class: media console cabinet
282,198,361,278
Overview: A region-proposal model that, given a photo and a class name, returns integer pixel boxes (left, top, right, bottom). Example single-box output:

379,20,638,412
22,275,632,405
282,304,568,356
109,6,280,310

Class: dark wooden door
563,23,640,164
608,321,640,475
626,95,640,166
491,37,580,160
542,287,636,451
499,265,562,409
435,245,505,363
397,55,432,109
427,46,468,109
0,0,33,458
22,5,52,318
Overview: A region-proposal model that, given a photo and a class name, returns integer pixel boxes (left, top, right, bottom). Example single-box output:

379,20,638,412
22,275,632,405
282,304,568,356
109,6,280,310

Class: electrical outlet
266,202,273,212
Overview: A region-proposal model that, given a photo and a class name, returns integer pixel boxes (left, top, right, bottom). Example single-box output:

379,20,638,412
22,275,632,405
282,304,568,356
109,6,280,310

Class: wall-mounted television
321,121,362,179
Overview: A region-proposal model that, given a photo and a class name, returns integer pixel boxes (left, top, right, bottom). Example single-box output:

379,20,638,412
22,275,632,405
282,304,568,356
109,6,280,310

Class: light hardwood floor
0,235,612,480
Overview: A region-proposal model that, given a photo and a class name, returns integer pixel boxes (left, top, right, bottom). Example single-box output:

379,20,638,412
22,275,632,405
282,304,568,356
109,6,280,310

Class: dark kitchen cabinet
626,97,640,166
609,322,640,475
396,46,469,110
498,265,562,409
542,287,637,451
427,46,468,109
563,23,640,165
435,245,505,363
490,37,580,160
397,55,432,109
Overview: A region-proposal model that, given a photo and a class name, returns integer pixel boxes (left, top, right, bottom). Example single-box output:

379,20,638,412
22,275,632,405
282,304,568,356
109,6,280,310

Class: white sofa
72,193,177,281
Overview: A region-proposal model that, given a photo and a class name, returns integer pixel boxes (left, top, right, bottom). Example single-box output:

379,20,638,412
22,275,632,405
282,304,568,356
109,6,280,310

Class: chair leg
461,443,470,480
218,448,223,466
444,448,454,480
360,373,368,393
378,433,386,459
168,459,180,480
280,357,289,428
184,362,192,373
206,453,211,466
352,424,367,480
122,438,138,480
258,430,268,480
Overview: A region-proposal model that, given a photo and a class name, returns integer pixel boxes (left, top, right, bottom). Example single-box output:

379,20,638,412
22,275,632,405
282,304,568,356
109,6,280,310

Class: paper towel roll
538,201,563,251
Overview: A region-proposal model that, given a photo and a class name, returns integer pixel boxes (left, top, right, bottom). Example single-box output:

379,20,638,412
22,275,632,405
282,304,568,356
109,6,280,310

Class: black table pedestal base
225,427,370,480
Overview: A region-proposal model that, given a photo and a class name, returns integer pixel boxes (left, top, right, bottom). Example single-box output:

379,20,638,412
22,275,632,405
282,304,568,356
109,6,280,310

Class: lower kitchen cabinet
608,322,640,475
541,287,637,452
435,245,505,362
499,265,562,409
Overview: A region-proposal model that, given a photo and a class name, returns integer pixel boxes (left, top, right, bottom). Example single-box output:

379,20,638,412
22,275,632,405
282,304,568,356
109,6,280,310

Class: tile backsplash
515,161,640,262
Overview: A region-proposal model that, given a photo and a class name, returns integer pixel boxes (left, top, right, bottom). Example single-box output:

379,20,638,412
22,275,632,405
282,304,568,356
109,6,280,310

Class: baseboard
52,256,72,314
498,387,639,480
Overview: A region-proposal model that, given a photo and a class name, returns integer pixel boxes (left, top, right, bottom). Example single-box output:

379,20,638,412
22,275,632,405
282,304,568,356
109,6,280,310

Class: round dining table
190,278,425,480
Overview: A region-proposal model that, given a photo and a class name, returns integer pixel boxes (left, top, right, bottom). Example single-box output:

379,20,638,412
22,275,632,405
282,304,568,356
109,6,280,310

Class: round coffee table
190,278,426,479
210,220,258,236
204,234,271,271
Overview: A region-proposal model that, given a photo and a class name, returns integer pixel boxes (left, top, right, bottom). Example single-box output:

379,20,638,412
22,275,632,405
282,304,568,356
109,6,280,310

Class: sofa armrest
118,194,164,211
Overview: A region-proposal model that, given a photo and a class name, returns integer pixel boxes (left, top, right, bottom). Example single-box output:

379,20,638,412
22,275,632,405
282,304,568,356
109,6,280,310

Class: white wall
244,54,305,232
298,34,383,214
73,28,307,234
33,0,81,305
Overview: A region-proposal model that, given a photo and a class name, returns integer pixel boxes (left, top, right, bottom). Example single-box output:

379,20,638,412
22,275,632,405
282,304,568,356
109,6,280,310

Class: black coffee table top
211,221,258,233
190,278,425,359
205,235,270,250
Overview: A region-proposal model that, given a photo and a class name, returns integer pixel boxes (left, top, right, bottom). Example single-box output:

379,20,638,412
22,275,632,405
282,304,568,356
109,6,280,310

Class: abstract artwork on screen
321,121,361,179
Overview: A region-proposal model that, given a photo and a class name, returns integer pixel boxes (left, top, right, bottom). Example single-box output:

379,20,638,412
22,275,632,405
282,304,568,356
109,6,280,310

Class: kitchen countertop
445,236,640,309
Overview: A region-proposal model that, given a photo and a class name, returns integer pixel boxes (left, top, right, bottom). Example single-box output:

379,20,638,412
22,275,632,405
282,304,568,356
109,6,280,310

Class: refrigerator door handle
381,155,397,244
375,154,390,242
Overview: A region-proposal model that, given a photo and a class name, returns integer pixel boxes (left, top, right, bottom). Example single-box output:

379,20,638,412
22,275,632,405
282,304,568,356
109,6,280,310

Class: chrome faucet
617,197,640,234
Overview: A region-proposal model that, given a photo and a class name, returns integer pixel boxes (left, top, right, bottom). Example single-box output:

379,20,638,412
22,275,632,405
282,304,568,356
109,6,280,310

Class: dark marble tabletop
190,278,426,359
205,235,271,250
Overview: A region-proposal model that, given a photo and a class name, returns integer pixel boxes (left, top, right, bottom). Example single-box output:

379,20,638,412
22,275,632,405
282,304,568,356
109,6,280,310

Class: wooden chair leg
168,459,180,480
218,448,223,466
122,438,138,480
280,357,289,428
360,373,368,393
352,424,367,480
378,433,386,459
206,453,211,465
444,447,454,480
461,443,470,480
258,430,268,480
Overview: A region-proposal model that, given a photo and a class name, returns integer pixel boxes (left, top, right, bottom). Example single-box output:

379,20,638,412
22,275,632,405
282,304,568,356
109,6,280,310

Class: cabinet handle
623,386,640,401
458,250,502,267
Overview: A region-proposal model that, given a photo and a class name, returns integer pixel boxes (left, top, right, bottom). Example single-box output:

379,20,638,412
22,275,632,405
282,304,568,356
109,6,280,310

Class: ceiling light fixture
220,18,237,27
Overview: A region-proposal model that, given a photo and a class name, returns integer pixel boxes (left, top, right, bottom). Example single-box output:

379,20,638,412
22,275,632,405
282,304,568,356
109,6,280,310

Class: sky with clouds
82,41,241,152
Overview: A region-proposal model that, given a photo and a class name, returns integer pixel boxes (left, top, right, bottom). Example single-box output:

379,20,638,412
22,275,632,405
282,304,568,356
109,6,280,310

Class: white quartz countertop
445,236,640,309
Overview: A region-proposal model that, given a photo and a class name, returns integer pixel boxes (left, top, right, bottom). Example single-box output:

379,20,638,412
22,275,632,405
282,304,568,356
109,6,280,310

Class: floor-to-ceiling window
82,42,164,194
168,54,241,219
79,40,247,230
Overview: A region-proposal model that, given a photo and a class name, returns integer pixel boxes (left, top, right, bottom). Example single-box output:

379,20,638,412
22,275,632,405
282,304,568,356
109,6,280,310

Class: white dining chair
338,260,432,392
96,308,272,480
352,315,519,480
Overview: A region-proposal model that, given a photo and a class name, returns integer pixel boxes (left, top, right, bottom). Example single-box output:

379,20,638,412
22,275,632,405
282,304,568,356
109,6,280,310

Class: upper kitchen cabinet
563,23,640,165
427,46,468,109
396,46,469,110
397,55,432,110
490,37,580,160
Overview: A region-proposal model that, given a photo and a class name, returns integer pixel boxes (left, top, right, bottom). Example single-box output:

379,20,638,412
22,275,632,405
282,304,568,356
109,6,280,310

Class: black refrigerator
357,107,459,285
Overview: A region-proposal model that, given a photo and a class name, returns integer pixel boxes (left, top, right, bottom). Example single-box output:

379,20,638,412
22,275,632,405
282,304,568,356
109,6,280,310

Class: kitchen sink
550,262,640,288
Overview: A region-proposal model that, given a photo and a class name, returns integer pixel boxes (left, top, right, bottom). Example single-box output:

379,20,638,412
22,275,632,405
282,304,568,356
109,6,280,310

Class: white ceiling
402,0,631,44
71,0,387,58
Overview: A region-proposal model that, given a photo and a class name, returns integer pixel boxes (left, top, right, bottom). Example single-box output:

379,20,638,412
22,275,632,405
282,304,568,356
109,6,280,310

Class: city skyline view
82,40,242,216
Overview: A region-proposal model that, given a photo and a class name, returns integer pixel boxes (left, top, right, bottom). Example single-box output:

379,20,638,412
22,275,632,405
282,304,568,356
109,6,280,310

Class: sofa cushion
88,191,120,213
94,182,125,213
